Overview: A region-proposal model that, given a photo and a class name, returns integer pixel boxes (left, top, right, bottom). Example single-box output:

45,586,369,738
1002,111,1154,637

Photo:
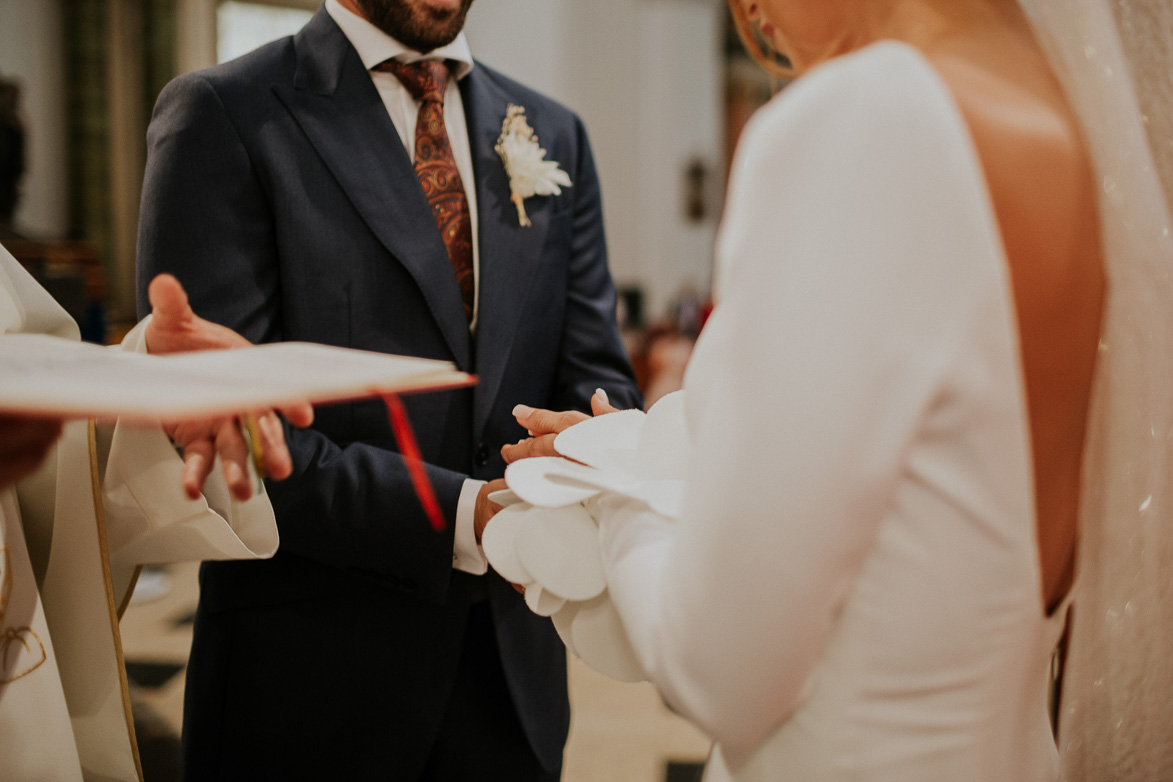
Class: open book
0,334,474,421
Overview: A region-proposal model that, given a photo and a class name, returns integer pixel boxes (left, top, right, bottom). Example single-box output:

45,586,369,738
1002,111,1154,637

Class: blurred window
217,2,314,64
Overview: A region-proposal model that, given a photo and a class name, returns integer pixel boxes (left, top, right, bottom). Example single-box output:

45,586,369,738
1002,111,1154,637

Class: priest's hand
0,415,63,491
144,274,314,501
163,412,297,502
500,389,618,464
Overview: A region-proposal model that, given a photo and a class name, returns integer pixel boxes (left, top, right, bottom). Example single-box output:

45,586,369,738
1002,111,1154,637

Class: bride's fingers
590,388,620,416
512,405,588,436
501,433,560,463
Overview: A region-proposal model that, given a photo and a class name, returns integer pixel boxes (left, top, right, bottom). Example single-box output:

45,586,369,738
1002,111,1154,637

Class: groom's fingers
474,478,508,542
511,405,588,436
505,404,593,463
501,433,560,464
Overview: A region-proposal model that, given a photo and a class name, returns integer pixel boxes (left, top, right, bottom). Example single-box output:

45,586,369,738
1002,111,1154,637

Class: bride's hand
501,389,618,463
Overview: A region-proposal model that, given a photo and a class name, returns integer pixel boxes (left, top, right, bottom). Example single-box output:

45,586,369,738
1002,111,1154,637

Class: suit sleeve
136,74,465,603
548,115,643,413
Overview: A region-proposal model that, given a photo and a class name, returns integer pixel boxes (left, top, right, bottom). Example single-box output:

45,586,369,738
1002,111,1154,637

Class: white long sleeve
599,43,1021,754
100,316,279,569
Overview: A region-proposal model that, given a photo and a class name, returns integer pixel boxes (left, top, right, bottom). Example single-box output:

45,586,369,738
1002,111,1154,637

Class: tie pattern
375,59,475,322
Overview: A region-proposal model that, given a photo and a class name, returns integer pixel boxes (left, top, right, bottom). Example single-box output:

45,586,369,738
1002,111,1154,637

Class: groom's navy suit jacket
136,8,640,779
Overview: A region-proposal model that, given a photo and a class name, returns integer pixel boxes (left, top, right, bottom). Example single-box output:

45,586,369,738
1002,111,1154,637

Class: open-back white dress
598,41,1070,781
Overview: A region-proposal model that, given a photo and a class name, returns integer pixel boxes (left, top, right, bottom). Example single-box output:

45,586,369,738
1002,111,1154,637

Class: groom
135,0,641,778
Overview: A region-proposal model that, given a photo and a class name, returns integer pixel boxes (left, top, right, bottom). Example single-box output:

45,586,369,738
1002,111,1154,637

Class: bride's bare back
741,0,1105,612
923,6,1104,613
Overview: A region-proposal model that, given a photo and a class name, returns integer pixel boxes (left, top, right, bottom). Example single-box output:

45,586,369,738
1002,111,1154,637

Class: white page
0,334,473,421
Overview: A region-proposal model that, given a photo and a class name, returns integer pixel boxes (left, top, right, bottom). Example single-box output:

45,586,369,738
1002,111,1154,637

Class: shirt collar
325,0,474,79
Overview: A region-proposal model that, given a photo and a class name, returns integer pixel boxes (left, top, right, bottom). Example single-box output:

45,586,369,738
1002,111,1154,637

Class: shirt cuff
453,478,488,574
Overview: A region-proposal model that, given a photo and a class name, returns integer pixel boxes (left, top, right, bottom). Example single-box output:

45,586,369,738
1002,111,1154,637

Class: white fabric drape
0,243,280,781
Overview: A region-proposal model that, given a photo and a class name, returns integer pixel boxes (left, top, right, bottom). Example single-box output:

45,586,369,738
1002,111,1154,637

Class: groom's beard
355,0,475,53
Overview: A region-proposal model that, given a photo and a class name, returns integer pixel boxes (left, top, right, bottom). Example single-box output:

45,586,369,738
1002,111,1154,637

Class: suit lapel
273,8,470,368
462,68,552,434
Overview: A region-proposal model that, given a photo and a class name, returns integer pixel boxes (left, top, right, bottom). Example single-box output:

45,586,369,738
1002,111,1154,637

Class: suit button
475,443,489,467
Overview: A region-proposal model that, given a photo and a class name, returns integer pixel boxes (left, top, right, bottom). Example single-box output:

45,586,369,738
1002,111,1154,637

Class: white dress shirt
325,0,487,575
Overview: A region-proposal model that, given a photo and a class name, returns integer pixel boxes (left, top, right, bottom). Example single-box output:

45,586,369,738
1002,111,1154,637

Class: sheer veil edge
1017,0,1173,777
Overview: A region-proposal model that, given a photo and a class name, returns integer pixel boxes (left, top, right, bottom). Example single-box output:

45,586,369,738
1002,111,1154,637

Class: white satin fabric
599,42,1066,780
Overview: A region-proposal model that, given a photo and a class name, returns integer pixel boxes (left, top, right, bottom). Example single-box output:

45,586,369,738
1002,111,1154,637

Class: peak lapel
463,70,553,433
273,8,470,368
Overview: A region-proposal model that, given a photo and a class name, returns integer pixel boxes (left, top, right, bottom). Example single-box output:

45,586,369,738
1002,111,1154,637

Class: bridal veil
1017,0,1173,777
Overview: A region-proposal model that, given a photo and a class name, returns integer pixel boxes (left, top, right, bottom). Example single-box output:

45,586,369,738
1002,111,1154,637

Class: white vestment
0,244,279,781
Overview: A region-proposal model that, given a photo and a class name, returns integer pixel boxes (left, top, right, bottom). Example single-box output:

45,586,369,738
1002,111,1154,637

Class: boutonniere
495,104,572,227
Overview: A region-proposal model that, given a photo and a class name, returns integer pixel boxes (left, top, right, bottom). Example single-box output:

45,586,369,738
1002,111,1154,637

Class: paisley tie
375,59,475,322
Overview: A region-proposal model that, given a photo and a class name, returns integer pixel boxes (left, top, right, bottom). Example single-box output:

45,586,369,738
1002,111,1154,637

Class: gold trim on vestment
0,545,47,683
88,420,145,782
116,566,143,621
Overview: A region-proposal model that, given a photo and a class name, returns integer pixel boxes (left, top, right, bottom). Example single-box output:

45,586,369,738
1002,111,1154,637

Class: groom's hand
474,478,526,594
474,478,508,543
501,390,619,464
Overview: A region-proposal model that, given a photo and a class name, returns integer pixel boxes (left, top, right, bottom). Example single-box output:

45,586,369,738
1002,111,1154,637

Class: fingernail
594,387,608,403
513,404,533,418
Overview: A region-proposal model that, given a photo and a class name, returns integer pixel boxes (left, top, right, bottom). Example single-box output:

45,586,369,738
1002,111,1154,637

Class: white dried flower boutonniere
495,104,572,227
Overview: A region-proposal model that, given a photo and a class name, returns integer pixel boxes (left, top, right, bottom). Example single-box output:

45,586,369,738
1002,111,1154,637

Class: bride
496,0,1173,779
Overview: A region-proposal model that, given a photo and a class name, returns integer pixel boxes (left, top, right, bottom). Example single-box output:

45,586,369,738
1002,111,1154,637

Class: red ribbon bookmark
381,393,446,532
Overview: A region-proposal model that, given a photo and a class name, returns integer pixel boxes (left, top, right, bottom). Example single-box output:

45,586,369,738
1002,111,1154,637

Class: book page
0,335,473,421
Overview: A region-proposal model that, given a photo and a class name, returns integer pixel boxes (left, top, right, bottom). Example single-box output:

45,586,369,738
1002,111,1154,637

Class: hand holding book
1,274,472,517
144,274,313,500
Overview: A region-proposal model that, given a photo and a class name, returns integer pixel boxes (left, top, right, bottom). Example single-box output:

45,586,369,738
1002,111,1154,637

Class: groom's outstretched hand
500,389,618,464
145,273,314,501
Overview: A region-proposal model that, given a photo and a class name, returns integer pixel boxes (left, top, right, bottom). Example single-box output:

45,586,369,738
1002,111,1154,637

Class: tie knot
376,59,450,104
